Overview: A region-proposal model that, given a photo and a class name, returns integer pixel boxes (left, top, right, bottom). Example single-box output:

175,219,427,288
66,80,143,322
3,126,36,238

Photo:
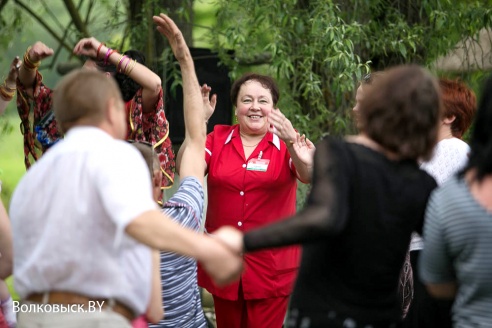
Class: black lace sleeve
244,138,352,252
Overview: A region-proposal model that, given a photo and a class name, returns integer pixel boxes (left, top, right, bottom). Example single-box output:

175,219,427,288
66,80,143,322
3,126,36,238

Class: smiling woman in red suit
196,73,315,328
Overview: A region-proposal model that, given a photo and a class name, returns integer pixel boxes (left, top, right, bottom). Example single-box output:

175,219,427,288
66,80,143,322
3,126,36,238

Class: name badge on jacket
247,158,270,172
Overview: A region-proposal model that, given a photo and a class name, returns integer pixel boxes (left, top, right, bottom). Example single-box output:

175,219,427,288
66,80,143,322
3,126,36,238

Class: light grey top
420,176,492,327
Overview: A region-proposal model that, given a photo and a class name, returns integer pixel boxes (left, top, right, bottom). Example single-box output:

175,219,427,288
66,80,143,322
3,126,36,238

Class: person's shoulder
410,156,438,189
207,124,236,147
426,176,466,213
173,176,204,200
435,175,464,196
87,138,145,173
211,124,235,135
313,136,354,170
420,169,438,192
322,136,358,164
171,179,203,203
164,177,204,218
113,140,148,166
439,137,470,153
317,135,346,152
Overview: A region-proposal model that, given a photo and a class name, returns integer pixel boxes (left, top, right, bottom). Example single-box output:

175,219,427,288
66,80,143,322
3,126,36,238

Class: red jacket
198,125,301,300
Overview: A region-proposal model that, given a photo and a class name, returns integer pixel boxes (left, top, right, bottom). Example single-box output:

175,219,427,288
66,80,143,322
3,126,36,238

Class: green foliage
0,5,23,49
206,0,492,142
0,116,24,208
4,0,489,144
0,116,12,137
207,0,369,141
1,0,491,199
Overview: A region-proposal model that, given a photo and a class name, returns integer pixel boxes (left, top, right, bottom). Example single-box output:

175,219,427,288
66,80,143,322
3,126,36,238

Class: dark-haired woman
197,73,315,328
16,39,175,192
217,65,442,328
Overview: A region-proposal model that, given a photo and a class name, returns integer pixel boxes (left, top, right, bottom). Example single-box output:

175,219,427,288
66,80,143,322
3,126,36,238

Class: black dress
244,137,437,328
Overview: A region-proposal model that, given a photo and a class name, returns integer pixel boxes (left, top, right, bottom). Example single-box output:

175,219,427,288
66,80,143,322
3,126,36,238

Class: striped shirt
419,176,492,327
150,177,207,328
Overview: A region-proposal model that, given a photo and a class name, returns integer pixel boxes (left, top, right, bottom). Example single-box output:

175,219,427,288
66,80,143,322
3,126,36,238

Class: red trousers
213,287,289,328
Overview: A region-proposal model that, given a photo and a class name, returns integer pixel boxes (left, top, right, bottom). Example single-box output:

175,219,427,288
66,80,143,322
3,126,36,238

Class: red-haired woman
403,78,477,327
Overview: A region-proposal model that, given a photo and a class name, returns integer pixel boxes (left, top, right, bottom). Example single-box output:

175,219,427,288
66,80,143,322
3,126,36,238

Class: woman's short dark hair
464,74,492,182
358,65,441,161
230,73,280,106
96,50,146,102
439,78,476,138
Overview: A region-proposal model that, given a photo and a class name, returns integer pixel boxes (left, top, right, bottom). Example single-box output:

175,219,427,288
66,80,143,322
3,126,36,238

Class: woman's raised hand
291,133,316,169
73,37,103,59
6,57,21,87
153,13,191,63
201,84,217,122
268,107,297,144
28,42,54,62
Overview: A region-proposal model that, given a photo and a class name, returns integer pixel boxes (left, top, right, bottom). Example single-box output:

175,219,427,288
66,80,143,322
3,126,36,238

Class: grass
6,277,17,301
0,114,26,208
0,113,23,301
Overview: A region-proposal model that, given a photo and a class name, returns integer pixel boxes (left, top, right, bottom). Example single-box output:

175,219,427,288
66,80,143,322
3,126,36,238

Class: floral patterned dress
16,71,175,190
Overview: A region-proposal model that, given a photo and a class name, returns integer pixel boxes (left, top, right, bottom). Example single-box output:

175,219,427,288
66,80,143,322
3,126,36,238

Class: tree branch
0,0,10,13
40,0,65,31
62,0,89,37
84,0,94,26
13,0,73,53
54,0,88,71
51,19,77,69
